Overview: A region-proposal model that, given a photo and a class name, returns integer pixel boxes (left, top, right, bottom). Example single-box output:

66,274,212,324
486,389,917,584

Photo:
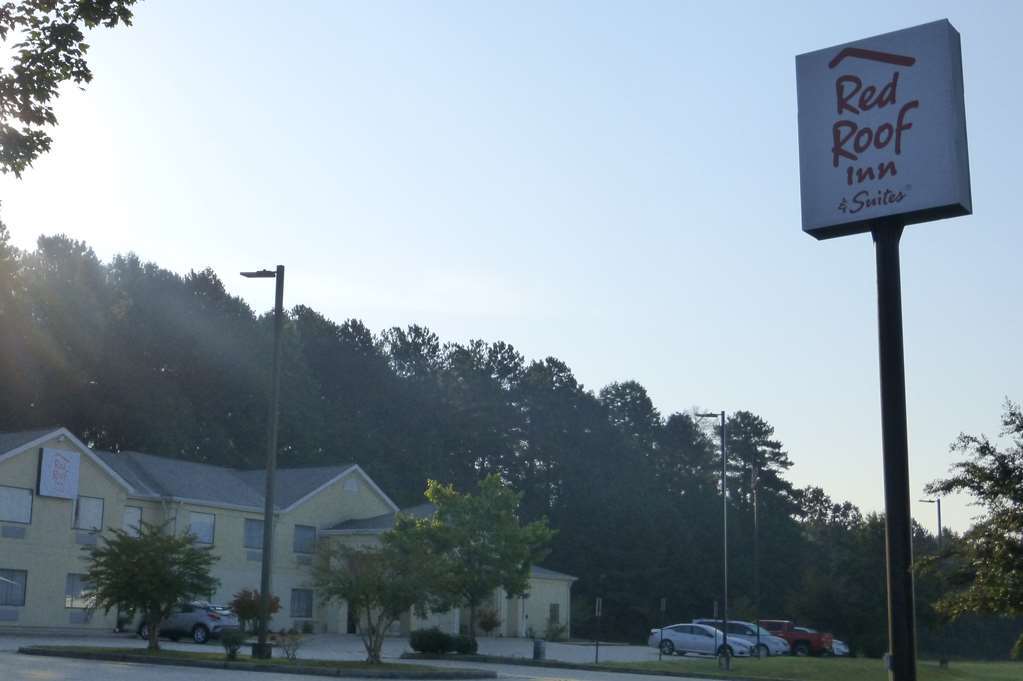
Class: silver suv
137,602,240,644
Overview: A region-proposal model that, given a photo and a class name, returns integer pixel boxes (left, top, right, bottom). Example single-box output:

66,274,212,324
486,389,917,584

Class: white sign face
796,19,971,239
38,448,81,499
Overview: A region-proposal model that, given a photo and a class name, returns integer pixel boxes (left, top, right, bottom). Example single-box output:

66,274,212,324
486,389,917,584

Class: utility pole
242,265,285,659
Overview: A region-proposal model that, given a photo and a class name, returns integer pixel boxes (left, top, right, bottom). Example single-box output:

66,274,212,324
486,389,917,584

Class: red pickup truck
760,620,834,656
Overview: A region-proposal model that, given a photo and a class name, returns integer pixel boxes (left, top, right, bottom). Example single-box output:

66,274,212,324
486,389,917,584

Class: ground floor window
64,573,94,609
291,588,313,618
549,603,560,624
0,569,27,606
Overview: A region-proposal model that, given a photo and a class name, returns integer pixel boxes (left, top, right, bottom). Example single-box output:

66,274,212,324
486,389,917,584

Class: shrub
452,635,478,655
230,589,281,633
477,608,501,635
272,627,303,661
300,620,315,635
410,627,453,654
545,620,567,642
220,629,247,660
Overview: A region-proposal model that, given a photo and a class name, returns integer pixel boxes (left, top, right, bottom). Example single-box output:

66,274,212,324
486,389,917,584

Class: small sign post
796,19,971,681
594,598,602,664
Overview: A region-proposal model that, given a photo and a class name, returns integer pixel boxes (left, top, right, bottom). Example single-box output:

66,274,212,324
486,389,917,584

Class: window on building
244,518,263,549
0,569,27,606
0,485,32,524
188,511,215,544
291,589,313,618
293,525,316,554
64,574,94,609
343,477,359,493
122,506,142,537
73,496,104,531
549,603,560,625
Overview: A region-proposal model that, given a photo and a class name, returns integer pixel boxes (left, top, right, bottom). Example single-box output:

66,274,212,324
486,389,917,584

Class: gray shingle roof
0,427,63,455
95,451,267,508
234,465,355,509
325,502,436,532
530,565,577,581
94,451,353,511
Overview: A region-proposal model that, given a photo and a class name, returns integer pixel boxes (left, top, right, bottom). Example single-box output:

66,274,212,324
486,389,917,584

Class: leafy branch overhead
0,0,139,176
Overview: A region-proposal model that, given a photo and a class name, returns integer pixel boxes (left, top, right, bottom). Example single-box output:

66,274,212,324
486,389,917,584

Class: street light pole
752,456,760,656
242,266,285,659
697,410,729,670
920,497,946,668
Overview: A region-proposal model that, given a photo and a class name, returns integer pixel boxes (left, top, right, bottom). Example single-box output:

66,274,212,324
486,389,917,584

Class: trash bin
533,639,546,660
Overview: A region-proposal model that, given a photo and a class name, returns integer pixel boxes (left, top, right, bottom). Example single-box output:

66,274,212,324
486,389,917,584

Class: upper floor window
0,569,27,606
244,518,263,550
293,525,316,554
188,511,215,545
122,506,142,537
343,478,359,493
73,496,104,532
0,485,32,524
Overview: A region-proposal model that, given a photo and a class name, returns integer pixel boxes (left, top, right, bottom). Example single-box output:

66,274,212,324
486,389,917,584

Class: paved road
0,634,718,681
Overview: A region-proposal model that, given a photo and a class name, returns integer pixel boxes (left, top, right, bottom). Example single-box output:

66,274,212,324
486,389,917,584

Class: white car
693,619,791,656
832,639,850,656
648,622,754,657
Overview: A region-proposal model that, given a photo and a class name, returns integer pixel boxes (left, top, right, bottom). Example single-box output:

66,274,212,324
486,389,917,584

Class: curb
400,652,795,681
19,646,497,679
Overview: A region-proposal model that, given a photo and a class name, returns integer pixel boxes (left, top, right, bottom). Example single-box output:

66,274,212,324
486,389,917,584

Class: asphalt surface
0,634,720,681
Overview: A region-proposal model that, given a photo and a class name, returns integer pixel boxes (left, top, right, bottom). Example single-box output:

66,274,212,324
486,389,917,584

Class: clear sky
2,1,1020,533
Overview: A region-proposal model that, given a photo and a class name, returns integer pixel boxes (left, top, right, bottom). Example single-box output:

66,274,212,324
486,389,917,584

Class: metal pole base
718,653,732,670
251,642,273,659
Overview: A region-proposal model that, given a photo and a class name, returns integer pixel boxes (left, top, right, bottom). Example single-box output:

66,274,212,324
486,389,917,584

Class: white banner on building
38,448,81,499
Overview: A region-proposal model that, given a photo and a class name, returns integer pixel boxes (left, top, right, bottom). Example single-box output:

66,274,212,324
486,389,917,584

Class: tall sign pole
873,223,916,681
796,20,971,681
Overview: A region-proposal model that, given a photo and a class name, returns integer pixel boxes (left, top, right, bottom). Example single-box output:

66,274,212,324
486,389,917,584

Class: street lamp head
919,499,937,504
241,269,277,279
695,412,720,418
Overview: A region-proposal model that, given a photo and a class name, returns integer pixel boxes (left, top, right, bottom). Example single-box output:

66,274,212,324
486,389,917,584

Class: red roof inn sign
796,20,971,239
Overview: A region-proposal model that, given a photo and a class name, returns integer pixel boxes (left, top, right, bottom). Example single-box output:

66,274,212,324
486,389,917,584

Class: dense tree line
0,226,1019,657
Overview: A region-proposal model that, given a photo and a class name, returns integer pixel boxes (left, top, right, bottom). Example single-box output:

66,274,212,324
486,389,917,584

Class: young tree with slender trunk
86,521,219,651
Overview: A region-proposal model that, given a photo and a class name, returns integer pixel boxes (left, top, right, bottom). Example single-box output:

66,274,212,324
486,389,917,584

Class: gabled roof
234,465,355,510
0,427,63,454
323,502,436,533
0,427,133,492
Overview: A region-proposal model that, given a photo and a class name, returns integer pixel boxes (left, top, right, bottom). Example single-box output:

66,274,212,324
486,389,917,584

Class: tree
85,521,219,651
422,474,555,639
925,399,1023,657
313,518,442,663
1,0,140,176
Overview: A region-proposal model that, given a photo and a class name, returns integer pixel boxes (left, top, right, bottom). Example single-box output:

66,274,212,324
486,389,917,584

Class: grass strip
403,652,1021,681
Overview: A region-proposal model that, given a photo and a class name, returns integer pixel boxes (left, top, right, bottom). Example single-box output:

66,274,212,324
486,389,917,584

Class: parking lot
0,632,722,681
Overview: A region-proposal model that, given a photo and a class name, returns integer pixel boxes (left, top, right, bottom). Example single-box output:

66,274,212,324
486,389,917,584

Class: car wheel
717,644,733,657
794,642,811,657
659,639,675,655
757,643,770,657
137,623,149,640
192,624,210,644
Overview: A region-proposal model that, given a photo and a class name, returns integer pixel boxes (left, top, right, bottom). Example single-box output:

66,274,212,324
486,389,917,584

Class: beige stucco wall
0,435,128,632
523,577,574,639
